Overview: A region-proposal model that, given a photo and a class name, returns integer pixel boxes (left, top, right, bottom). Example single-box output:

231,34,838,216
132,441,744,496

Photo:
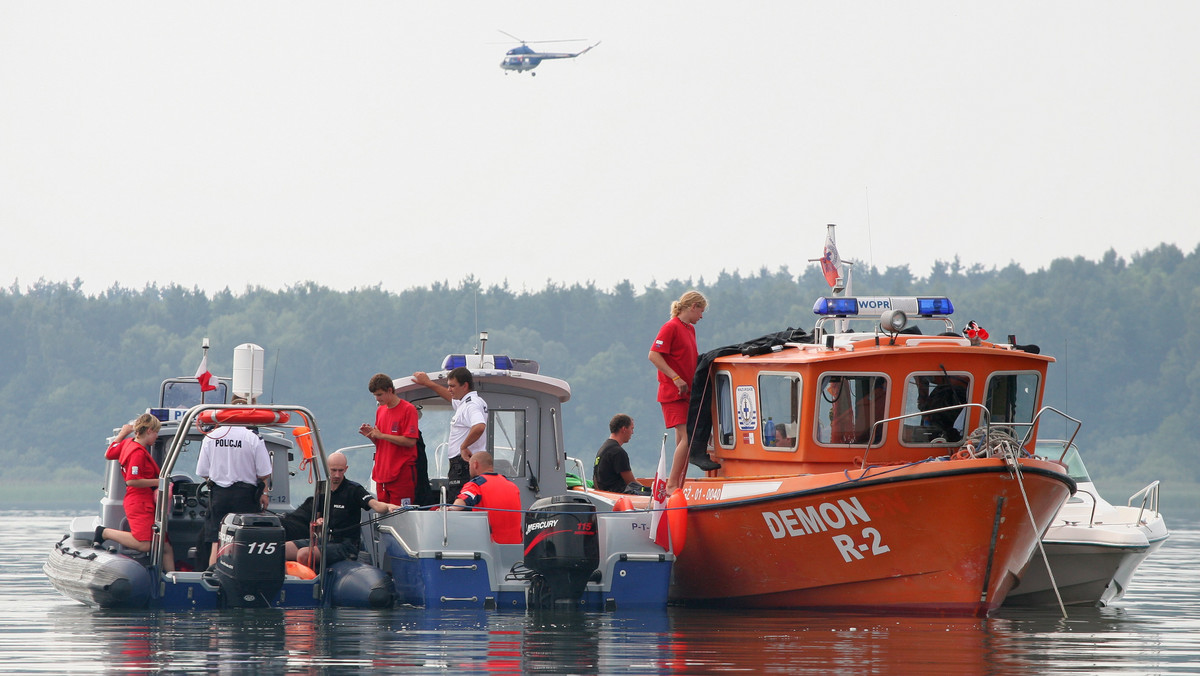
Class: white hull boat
1007,442,1168,607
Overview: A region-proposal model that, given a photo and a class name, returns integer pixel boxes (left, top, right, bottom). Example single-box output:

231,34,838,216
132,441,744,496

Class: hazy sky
3,2,1197,296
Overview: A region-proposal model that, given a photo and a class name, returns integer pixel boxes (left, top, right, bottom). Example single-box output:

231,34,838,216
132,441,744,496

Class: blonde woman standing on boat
648,290,707,493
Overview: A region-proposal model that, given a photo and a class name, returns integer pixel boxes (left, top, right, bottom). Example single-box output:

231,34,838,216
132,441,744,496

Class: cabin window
715,371,735,448
984,372,1040,428
413,397,528,483
488,409,527,478
161,379,228,409
758,373,800,450
815,374,887,445
900,372,972,445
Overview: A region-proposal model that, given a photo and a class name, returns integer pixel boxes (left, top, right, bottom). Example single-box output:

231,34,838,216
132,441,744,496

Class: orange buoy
198,408,291,426
292,426,315,461
667,491,688,555
613,496,634,512
285,560,317,580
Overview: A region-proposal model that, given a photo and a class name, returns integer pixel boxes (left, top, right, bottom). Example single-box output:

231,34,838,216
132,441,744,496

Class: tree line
3,242,1197,501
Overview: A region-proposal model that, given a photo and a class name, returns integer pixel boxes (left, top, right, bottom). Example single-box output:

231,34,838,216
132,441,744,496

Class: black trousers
447,456,471,499
204,481,260,542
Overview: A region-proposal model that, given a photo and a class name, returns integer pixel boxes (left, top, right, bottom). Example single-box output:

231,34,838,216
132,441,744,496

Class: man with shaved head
448,451,522,544
283,451,400,567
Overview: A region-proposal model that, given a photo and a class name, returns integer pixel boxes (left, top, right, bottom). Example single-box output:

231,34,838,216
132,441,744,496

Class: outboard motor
523,495,599,609
215,513,286,608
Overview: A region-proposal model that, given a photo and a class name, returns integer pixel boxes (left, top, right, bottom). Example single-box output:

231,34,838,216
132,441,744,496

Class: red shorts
661,400,689,429
125,496,156,542
377,462,416,505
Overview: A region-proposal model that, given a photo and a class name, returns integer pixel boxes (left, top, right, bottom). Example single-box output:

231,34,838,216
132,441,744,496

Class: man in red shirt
449,451,522,544
360,373,420,505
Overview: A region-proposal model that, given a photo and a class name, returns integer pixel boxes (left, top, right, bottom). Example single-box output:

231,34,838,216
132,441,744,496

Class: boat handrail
155,403,331,600
552,407,562,471
814,315,955,336
334,443,374,456
1128,480,1161,525
566,456,589,494
1016,407,1083,462
1071,488,1101,527
864,403,992,464
432,442,448,483
441,484,449,547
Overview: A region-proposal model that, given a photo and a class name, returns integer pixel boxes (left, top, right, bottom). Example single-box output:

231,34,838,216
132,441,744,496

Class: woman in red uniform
98,412,175,571
648,290,707,494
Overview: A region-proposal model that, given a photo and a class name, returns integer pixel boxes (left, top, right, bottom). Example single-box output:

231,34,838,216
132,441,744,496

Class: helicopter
497,30,600,76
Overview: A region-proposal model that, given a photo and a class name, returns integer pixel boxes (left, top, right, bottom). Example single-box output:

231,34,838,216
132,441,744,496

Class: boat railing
1071,488,1102,527
566,456,589,494
432,442,449,485
1128,481,1161,525
157,403,332,601
864,403,991,463
1015,407,1083,463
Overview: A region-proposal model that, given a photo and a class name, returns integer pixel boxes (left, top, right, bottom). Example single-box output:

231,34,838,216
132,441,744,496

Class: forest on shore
4,242,1198,514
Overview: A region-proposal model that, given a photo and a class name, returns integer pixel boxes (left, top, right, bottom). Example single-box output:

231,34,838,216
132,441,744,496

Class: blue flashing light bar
814,296,954,318
440,354,515,370
915,297,954,316
813,297,860,316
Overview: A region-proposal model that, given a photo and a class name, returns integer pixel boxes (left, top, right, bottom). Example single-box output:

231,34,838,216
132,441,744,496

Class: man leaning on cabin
359,373,420,506
413,367,488,498
196,395,273,567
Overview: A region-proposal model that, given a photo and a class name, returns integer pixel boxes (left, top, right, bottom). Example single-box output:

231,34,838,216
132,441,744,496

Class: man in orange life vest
447,451,521,544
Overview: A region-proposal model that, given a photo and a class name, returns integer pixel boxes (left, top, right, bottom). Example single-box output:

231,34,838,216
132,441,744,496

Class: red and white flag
820,231,841,288
194,354,217,392
649,434,671,550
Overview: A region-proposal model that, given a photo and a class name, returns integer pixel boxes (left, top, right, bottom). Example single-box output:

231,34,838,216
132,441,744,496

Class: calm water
6,511,1199,675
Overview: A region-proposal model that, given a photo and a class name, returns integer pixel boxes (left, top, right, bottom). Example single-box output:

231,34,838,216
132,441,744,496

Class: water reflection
7,513,1200,674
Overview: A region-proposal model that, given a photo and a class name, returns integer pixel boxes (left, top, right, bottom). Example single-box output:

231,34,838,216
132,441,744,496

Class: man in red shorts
360,373,420,506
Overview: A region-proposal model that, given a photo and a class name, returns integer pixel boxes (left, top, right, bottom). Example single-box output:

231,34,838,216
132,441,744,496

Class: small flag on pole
820,231,841,288
649,434,671,550
194,354,217,392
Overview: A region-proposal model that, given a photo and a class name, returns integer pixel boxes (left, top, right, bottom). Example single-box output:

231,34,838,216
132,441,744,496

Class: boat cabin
705,296,1055,476
391,353,573,509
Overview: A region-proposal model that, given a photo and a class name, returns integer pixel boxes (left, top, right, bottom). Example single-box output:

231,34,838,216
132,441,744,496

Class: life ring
198,409,291,426
612,496,634,512
667,491,688,555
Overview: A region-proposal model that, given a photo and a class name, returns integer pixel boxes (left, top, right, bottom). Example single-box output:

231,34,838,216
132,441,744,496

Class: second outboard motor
215,513,286,608
523,494,599,609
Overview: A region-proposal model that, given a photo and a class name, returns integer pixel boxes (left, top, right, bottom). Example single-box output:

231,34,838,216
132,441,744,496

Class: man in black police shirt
283,451,400,567
593,414,649,494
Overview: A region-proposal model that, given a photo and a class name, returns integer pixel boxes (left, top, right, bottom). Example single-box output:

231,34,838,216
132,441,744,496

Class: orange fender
667,491,688,555
286,560,317,580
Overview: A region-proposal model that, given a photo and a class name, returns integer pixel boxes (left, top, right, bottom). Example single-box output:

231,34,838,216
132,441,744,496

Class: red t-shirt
108,438,160,505
372,398,419,483
456,473,522,544
650,317,698,403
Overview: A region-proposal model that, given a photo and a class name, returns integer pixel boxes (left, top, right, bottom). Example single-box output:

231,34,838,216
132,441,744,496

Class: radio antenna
270,348,280,404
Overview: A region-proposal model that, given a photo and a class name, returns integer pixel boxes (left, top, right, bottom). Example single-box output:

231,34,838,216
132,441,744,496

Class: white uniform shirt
196,426,272,487
447,391,488,459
